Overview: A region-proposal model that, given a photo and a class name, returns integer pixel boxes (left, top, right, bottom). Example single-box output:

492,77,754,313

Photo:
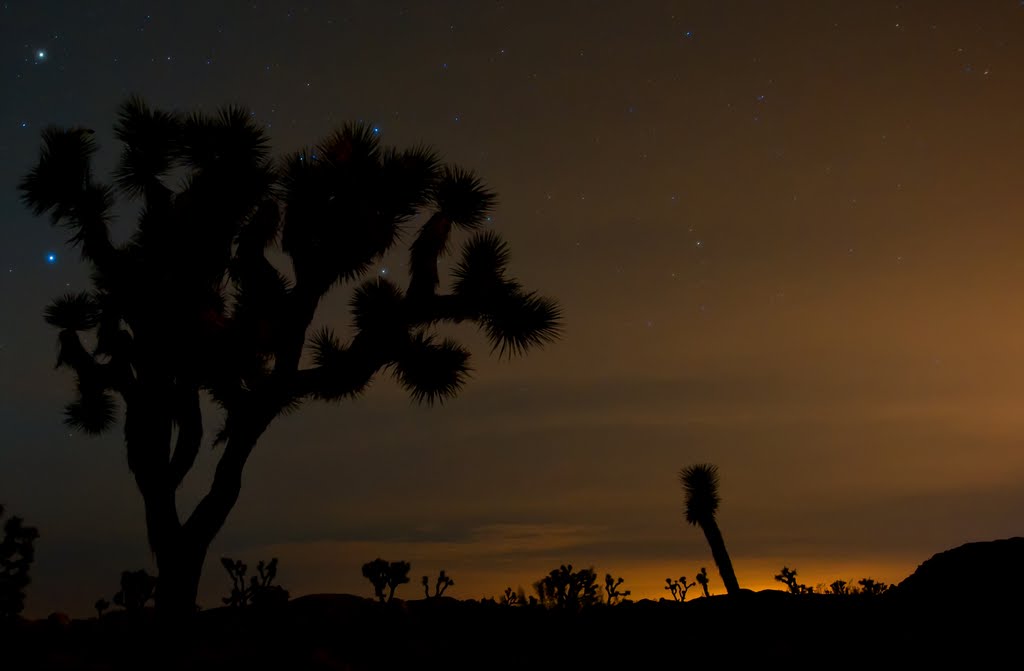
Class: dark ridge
893,536,1024,604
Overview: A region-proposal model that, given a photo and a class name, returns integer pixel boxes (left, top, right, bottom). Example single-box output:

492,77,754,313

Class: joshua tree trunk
130,394,271,621
699,515,741,595
154,540,206,620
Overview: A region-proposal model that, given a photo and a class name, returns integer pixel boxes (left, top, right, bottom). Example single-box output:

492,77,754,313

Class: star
45,252,57,264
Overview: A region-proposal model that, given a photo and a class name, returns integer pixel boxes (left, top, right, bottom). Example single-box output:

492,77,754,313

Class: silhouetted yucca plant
679,464,741,595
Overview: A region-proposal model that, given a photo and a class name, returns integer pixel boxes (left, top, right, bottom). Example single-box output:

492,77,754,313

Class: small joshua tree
363,558,389,602
501,587,522,607
386,560,411,602
221,556,288,607
0,504,39,621
94,598,110,619
696,567,710,597
534,564,601,610
664,576,696,602
362,558,411,603
604,574,631,605
828,580,849,596
112,569,157,611
421,570,454,599
774,566,813,595
857,578,891,597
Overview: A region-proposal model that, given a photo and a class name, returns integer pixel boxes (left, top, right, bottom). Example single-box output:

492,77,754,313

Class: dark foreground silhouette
6,537,1022,670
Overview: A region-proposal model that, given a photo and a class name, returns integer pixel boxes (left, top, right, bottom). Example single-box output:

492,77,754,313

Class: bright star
45,252,57,264
36,49,47,61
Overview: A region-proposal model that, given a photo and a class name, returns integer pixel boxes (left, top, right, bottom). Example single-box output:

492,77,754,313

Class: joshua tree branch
58,328,137,406
183,408,273,548
169,385,203,489
56,329,102,376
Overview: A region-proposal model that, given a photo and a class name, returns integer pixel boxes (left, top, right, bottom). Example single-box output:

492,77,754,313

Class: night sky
3,1,1024,617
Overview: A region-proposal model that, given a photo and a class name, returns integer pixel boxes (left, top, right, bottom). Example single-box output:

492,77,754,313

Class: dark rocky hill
893,536,1024,604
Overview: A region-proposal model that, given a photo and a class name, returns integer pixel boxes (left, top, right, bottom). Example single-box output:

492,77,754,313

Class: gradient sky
3,1,1024,617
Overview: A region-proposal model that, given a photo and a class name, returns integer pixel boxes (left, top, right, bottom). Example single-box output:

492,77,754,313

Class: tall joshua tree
679,464,740,595
20,97,562,620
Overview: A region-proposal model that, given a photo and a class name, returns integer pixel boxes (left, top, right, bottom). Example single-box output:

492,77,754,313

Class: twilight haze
3,1,1024,616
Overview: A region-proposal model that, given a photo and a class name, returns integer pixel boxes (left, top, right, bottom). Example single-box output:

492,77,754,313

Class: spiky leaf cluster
679,463,721,526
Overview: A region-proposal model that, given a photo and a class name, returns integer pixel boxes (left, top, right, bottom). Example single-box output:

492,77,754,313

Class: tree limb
169,385,202,489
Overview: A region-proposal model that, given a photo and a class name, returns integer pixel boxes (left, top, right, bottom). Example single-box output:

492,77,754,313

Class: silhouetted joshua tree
501,587,523,606
19,97,562,620
385,561,411,601
422,570,454,598
94,598,110,619
0,504,39,620
696,567,711,597
828,579,849,596
113,569,157,611
774,566,813,595
604,574,631,605
664,576,696,602
679,464,741,595
221,557,288,607
362,558,411,602
857,578,891,596
363,559,390,602
534,564,601,610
